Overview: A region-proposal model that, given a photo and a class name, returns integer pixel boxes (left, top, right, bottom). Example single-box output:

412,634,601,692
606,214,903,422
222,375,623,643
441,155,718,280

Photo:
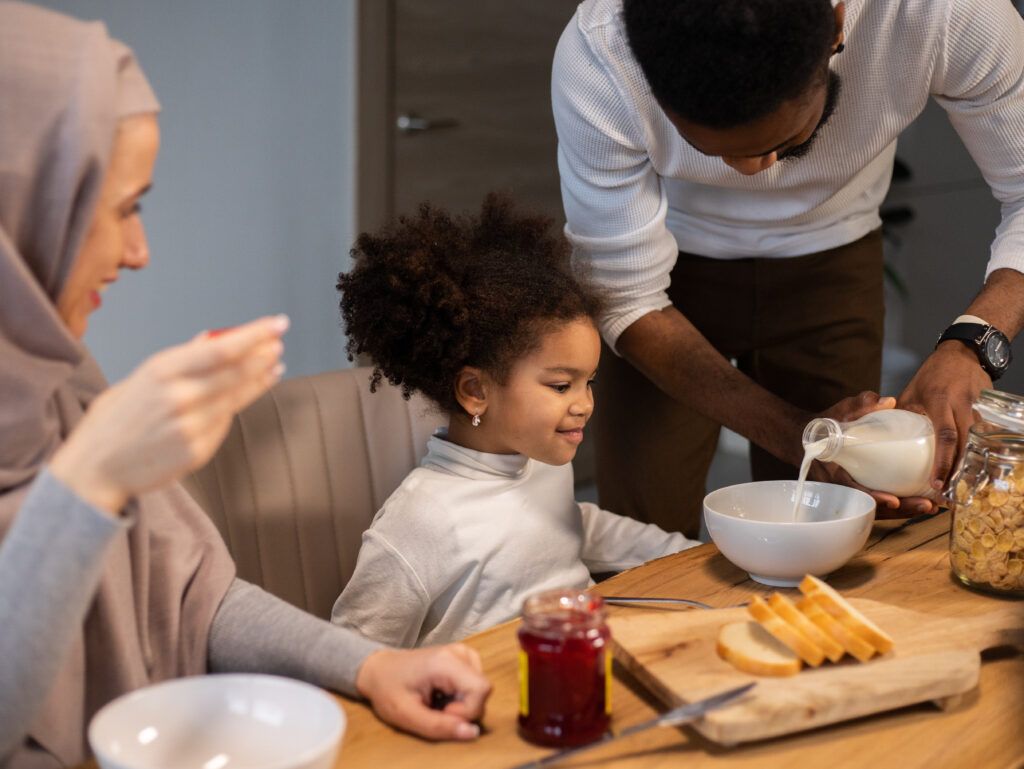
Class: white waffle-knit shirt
553,0,1024,348
330,433,697,647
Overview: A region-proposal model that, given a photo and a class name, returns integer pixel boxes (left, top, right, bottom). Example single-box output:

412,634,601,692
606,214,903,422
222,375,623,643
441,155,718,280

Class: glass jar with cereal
948,390,1024,595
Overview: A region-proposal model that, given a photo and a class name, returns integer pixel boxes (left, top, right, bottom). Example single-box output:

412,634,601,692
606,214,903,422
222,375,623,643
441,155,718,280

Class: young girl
331,195,699,647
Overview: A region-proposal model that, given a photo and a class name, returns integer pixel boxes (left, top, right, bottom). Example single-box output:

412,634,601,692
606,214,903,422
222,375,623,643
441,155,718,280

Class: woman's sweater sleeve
0,469,129,762
207,579,384,699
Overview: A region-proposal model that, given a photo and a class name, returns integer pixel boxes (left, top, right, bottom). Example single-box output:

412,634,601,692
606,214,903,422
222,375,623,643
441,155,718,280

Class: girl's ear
454,366,488,418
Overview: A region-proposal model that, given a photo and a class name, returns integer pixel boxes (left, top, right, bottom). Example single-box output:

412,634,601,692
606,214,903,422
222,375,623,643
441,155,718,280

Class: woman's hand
355,644,492,741
49,315,288,515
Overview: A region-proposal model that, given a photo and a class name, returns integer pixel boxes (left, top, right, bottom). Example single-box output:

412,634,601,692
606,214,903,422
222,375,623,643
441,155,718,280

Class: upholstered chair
183,368,443,620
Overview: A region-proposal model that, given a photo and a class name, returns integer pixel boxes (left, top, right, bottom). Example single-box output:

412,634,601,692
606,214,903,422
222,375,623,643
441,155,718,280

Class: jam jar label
605,648,612,714
518,650,529,717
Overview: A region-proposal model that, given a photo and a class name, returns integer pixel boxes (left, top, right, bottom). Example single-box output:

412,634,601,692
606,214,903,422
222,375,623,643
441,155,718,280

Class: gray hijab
0,3,235,764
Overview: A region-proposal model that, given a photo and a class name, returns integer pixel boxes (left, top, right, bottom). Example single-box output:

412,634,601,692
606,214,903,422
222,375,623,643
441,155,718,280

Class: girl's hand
49,315,289,515
355,644,492,741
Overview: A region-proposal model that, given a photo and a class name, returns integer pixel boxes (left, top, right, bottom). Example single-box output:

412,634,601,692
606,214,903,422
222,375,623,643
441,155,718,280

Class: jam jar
517,588,611,747
948,390,1024,595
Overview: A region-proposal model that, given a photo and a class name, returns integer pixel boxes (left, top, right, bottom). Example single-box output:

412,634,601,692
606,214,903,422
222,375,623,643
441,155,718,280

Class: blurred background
36,0,1024,507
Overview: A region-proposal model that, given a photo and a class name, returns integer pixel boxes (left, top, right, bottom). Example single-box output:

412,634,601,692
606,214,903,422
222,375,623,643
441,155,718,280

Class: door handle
396,112,460,133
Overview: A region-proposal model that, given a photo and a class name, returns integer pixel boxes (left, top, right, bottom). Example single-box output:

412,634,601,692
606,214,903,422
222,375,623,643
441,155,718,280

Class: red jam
517,588,611,747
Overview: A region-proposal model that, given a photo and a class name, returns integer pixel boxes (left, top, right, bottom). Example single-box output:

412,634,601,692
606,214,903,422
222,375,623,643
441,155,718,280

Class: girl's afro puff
338,193,604,412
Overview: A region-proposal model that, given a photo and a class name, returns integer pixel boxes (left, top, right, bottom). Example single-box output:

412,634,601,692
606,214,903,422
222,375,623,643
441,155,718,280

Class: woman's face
56,113,159,338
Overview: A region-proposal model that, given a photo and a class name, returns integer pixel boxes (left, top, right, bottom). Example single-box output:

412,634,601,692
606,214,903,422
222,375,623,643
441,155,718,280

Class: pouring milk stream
793,410,936,520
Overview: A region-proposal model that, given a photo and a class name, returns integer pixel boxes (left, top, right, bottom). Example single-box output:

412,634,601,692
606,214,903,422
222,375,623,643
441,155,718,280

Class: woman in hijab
0,3,490,765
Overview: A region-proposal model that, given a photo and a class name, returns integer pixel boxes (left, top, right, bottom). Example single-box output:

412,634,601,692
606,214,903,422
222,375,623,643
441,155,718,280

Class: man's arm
617,306,810,467
899,268,1024,491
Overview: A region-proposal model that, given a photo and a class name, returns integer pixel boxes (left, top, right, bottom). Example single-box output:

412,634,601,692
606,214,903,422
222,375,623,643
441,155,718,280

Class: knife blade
506,682,756,769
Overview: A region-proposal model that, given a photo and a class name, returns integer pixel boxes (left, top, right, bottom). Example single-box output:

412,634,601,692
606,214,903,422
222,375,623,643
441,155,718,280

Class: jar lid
974,389,1024,433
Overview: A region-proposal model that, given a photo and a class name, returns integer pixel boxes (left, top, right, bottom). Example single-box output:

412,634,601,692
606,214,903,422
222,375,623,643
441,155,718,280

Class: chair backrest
183,367,443,620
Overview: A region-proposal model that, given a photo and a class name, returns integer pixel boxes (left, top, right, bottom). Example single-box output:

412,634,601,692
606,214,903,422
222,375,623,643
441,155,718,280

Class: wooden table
335,511,1024,769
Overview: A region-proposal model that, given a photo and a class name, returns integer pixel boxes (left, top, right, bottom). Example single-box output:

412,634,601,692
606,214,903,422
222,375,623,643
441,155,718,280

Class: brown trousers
592,229,885,539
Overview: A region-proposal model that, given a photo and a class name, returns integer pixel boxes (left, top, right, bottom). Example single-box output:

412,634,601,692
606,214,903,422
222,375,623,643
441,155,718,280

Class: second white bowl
703,480,876,587
88,674,344,769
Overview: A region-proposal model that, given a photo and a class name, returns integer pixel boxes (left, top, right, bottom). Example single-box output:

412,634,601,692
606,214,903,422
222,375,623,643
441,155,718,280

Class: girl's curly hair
337,193,605,412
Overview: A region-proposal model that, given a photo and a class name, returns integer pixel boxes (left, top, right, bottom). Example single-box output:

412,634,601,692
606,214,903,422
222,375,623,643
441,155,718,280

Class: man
553,0,1024,538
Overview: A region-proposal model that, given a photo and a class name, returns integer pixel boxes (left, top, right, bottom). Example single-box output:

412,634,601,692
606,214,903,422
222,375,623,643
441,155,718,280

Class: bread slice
747,595,826,666
798,575,895,655
716,621,803,676
796,596,875,662
768,592,845,663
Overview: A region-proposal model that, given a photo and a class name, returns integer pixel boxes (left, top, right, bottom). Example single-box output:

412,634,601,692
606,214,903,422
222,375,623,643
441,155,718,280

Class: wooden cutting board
609,598,1024,745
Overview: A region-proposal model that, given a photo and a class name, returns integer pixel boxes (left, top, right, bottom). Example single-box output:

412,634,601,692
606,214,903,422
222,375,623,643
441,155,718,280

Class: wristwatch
935,322,1012,380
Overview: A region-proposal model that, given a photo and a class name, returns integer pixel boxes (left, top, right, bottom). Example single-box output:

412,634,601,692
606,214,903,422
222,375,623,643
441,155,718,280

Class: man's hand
355,644,492,741
898,341,992,500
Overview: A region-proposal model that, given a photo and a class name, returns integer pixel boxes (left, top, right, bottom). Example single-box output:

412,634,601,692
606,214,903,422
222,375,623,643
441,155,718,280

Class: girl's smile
449,317,601,466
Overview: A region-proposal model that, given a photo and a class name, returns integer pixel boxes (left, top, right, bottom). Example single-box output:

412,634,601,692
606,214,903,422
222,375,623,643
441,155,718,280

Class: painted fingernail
271,314,290,333
454,722,480,740
271,362,286,380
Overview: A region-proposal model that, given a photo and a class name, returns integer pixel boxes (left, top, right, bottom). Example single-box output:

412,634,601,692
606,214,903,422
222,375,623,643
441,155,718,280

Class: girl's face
56,114,159,339
478,317,600,466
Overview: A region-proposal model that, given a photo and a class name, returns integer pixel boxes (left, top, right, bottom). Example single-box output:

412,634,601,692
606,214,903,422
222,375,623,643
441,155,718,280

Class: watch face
984,333,1012,370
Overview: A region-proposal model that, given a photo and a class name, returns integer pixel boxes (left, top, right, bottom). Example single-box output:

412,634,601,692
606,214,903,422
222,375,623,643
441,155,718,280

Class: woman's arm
210,579,490,741
208,579,381,697
0,470,129,761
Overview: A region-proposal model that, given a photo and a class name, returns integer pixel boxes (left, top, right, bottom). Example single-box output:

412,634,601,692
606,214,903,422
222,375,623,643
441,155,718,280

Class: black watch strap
936,322,1012,380
936,322,987,347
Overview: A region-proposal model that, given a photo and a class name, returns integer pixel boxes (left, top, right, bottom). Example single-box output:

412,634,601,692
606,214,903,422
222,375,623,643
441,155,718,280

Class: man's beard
778,69,842,162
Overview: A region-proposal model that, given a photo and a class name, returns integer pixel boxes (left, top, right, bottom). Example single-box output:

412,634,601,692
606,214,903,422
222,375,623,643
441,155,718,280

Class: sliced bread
747,595,826,666
799,574,895,655
767,592,845,663
796,596,876,662
716,620,803,677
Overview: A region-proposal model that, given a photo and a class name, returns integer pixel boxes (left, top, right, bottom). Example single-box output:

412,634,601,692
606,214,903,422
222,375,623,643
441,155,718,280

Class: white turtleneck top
553,0,1024,347
330,433,698,647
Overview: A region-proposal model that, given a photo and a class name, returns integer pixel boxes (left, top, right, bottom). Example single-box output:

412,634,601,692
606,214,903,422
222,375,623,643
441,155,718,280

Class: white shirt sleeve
578,501,699,573
552,15,678,349
330,529,431,649
932,0,1024,279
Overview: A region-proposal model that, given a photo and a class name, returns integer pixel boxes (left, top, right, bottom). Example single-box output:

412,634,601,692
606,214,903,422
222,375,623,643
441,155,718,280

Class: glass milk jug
802,409,936,497
948,390,1024,595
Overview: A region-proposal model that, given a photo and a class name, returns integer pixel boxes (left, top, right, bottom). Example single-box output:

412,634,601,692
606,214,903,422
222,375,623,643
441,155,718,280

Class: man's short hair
623,0,836,129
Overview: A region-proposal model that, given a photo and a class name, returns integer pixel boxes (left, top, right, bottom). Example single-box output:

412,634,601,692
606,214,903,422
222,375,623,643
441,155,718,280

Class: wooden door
356,0,579,227
354,0,596,483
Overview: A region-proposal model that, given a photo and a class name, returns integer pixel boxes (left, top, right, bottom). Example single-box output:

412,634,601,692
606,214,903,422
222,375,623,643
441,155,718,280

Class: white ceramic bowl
88,674,345,769
703,480,876,587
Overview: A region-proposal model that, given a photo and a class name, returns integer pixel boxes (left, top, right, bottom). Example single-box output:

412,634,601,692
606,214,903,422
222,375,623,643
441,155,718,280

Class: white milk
792,438,828,521
798,410,936,510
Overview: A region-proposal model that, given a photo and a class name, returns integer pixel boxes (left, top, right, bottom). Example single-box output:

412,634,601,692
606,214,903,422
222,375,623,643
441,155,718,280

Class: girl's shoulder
370,465,470,530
